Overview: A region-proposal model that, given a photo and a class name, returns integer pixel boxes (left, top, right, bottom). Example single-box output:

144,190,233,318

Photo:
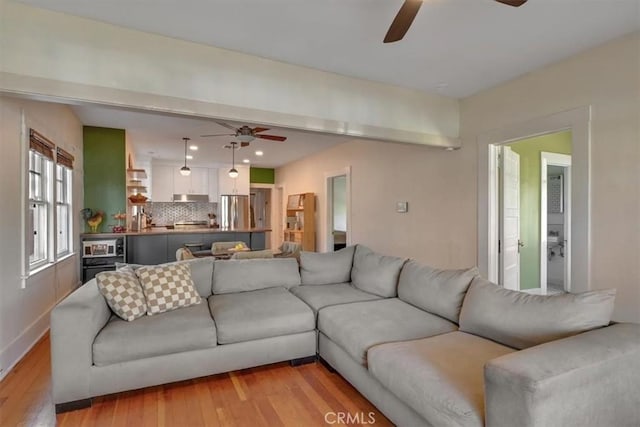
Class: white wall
0,0,459,147
276,139,477,269
460,32,640,322
0,96,83,379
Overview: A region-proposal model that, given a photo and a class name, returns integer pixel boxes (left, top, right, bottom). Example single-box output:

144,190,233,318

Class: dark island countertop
82,228,271,238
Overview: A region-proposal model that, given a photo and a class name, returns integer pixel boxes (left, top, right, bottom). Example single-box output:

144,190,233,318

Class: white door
499,146,521,290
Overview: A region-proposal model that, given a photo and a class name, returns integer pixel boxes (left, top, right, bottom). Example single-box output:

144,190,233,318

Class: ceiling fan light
180,166,191,176
237,134,254,143
228,168,239,178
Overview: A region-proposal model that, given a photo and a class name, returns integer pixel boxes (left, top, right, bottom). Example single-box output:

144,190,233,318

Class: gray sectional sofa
51,244,640,426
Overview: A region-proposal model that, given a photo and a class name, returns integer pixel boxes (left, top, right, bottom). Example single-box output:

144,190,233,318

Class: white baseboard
0,288,73,382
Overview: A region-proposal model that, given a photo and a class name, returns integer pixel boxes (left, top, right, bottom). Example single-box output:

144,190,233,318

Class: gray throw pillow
351,245,407,298
300,246,355,285
96,266,147,321
398,260,479,323
459,277,616,349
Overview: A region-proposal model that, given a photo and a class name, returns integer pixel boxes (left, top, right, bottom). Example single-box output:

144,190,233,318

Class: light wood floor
0,333,392,426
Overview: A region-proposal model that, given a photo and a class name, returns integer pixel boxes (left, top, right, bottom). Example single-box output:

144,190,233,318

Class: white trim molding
477,106,591,293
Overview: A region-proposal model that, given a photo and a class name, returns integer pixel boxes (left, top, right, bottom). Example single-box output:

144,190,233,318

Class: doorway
249,186,274,249
478,106,590,294
325,168,351,252
541,153,572,294
497,132,572,293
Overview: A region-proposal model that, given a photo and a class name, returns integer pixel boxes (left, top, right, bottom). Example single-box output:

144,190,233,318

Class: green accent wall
250,167,275,184
83,126,126,233
510,131,572,289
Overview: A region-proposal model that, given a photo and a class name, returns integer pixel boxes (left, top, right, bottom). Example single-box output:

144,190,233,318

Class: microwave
82,239,122,258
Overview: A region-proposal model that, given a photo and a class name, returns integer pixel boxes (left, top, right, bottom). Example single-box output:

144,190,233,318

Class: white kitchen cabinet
151,165,174,202
208,168,219,202
218,165,250,196
172,167,209,194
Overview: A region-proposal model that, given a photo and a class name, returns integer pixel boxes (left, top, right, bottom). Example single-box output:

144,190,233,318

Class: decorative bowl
128,193,148,203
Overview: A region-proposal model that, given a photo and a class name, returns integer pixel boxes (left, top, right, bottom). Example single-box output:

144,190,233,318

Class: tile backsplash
146,202,217,226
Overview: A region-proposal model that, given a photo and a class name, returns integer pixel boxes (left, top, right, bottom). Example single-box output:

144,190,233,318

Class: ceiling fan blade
256,134,287,142
215,121,239,131
494,0,527,6
252,127,270,133
384,0,423,43
200,133,234,137
241,142,250,147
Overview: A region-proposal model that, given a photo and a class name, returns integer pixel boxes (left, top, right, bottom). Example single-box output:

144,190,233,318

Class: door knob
518,240,525,253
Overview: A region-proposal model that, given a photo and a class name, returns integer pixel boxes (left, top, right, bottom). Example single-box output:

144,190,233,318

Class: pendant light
180,137,191,176
228,141,239,178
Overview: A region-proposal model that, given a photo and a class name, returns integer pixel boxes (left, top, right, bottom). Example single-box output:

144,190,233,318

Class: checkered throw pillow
96,267,147,321
136,263,202,315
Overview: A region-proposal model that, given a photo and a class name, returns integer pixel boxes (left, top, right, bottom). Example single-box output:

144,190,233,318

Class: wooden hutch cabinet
283,192,316,251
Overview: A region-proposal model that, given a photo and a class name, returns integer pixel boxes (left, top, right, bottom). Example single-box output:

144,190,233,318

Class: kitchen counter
82,228,271,265
82,228,271,238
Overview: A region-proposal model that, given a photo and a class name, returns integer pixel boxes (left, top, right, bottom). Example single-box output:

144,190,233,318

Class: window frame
28,149,53,271
24,127,76,280
55,163,73,258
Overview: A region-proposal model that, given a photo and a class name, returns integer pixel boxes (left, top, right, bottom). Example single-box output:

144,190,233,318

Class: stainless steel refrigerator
219,195,249,230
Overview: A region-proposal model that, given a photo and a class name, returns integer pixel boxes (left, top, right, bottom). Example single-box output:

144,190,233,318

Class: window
26,129,74,273
56,164,72,257
28,149,52,269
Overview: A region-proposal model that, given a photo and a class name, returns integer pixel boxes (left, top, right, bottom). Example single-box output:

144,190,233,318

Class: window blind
56,147,74,169
29,129,55,160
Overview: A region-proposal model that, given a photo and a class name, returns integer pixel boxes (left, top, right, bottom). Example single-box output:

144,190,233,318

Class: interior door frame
540,152,572,293
477,106,591,293
324,166,352,252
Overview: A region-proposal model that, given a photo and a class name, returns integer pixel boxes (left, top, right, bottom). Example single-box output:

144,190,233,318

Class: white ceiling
17,0,639,168
72,104,350,168
15,0,640,98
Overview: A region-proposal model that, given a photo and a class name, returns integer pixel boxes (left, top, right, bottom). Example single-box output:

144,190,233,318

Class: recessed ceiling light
186,154,194,159
255,150,263,156
242,159,250,164
189,145,198,151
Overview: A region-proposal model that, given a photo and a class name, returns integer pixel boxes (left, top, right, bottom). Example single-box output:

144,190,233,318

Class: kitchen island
82,228,270,265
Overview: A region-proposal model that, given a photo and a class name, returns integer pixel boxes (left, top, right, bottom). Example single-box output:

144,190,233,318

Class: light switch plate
396,201,408,213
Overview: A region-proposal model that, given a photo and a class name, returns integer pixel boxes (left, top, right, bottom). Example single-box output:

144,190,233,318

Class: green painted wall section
250,167,275,184
510,131,572,289
83,126,126,233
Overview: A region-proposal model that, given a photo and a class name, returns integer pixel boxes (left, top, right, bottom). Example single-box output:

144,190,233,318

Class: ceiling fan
201,122,287,144
384,0,528,43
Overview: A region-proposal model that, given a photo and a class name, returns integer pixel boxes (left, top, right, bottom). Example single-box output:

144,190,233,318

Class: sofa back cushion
116,258,214,298
300,246,355,285
398,261,479,323
351,245,407,298
212,258,301,294
459,277,616,349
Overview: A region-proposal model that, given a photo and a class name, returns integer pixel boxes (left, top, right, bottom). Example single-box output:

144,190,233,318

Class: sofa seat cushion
318,298,457,365
290,283,381,315
93,302,216,366
209,287,315,344
368,332,516,427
